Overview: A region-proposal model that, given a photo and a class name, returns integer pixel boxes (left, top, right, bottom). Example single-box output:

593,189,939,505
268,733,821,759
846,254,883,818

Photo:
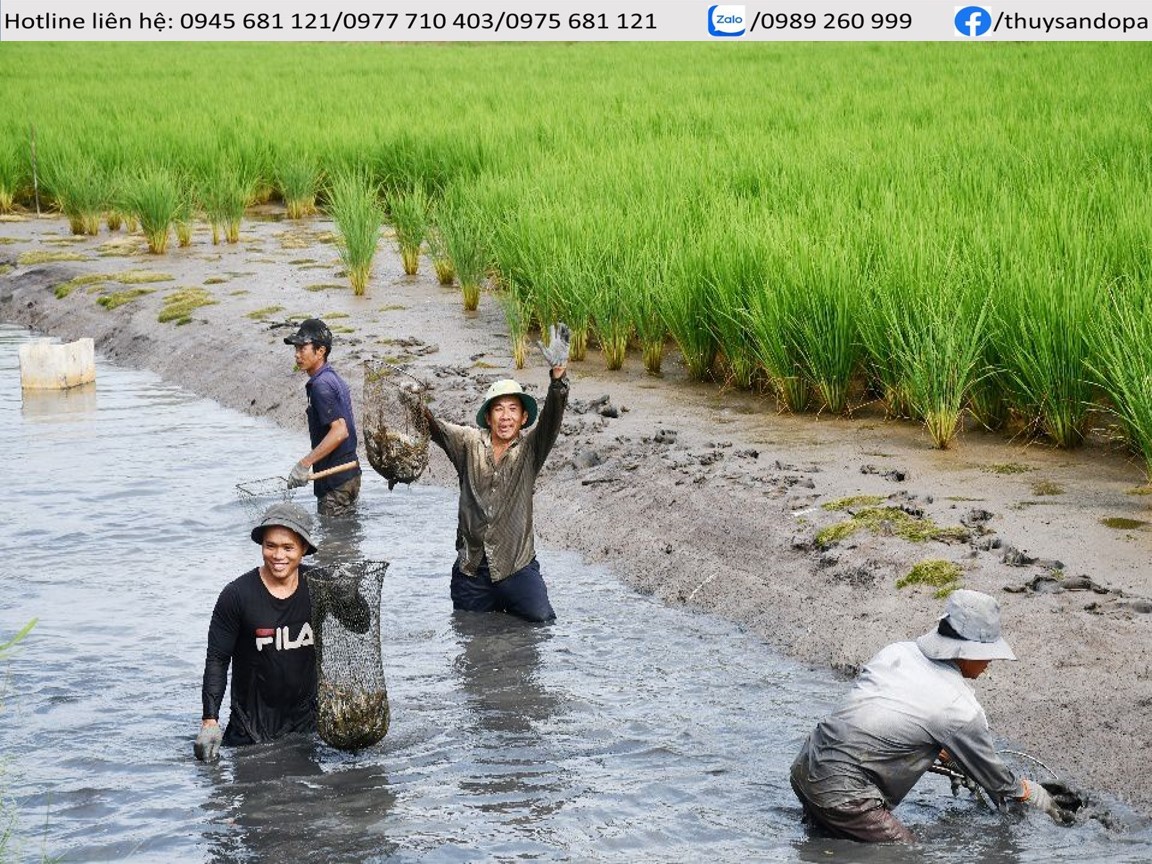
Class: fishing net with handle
305,560,390,751
235,476,296,525
362,359,430,490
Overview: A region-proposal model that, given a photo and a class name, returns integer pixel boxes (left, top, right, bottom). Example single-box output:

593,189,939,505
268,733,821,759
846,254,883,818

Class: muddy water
1,323,1148,863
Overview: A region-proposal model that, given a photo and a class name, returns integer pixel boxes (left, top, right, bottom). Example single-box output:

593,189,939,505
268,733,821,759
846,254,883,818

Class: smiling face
487,395,528,446
260,526,307,586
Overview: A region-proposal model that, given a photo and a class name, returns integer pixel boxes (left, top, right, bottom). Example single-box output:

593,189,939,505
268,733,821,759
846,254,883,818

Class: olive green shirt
430,375,569,582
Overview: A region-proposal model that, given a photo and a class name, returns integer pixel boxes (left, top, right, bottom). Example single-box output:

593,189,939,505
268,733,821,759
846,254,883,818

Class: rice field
1,42,1150,473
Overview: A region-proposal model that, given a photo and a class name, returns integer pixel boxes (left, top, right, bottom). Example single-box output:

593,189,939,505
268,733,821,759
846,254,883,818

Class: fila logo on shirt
254,623,315,652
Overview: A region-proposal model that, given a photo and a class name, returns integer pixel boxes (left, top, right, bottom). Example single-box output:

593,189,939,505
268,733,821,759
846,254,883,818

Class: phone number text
749,11,912,31
166,11,656,32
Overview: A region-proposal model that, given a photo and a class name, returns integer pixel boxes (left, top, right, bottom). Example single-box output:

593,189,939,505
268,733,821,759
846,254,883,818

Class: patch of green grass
203,276,229,285
117,270,173,285
822,495,887,511
816,507,970,548
321,311,349,320
97,288,154,309
1031,480,1065,496
305,282,345,292
247,305,284,319
288,258,317,265
0,236,20,245
229,289,249,296
473,360,499,369
1101,516,1148,530
330,325,355,334
0,263,13,277
1128,485,1152,496
983,462,1032,475
158,288,216,325
18,250,88,265
896,559,963,598
54,274,108,298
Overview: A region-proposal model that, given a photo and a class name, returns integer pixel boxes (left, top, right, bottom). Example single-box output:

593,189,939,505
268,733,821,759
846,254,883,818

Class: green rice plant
707,226,764,391
121,170,182,254
105,210,123,232
0,140,26,213
996,251,1101,447
48,154,107,236
426,225,456,285
1089,286,1152,481
789,239,865,415
277,156,321,219
549,249,599,363
387,183,429,276
326,170,384,296
173,189,194,247
200,167,251,245
884,283,991,449
498,277,534,369
592,250,634,371
745,281,809,413
664,245,718,381
438,200,489,311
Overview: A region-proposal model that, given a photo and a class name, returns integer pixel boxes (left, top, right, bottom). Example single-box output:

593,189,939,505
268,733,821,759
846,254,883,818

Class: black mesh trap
363,359,430,490
306,560,390,751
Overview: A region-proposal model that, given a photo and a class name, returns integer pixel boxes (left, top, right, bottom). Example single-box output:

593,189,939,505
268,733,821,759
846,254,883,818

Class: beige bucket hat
476,379,538,430
916,589,1016,661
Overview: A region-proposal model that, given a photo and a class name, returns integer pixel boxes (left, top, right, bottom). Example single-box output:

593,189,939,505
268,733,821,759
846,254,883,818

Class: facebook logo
708,5,746,37
954,5,992,36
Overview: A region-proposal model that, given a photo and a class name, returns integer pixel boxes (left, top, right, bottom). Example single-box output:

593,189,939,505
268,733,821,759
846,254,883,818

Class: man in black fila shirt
194,504,323,761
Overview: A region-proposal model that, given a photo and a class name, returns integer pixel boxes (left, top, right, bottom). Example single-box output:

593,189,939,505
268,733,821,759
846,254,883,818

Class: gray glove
1024,780,1065,823
194,724,223,762
537,322,571,369
287,461,311,489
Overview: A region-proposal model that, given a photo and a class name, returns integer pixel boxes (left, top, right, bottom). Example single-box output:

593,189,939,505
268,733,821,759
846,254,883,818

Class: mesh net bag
305,560,390,751
363,359,430,491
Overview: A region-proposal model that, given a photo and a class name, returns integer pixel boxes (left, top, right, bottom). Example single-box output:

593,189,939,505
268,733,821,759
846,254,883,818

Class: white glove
1023,780,1064,823
194,724,223,762
287,461,311,489
537,322,571,369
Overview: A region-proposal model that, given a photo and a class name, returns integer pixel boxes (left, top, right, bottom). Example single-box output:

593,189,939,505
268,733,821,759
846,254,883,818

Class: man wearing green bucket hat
425,323,571,622
194,503,321,762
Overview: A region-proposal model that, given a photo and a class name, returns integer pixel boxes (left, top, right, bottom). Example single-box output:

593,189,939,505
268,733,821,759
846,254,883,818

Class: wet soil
2,211,1151,816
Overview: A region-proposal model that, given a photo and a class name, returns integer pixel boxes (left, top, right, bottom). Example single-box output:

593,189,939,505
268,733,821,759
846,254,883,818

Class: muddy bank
2,214,1151,817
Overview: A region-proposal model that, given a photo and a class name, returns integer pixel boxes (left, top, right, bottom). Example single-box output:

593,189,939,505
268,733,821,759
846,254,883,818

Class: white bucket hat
916,589,1016,661
476,379,538,430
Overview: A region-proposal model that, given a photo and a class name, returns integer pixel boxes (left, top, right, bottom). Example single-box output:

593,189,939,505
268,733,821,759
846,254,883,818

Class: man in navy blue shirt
284,318,362,516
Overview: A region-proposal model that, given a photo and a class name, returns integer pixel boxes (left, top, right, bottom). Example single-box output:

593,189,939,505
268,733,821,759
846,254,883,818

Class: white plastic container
18,337,96,390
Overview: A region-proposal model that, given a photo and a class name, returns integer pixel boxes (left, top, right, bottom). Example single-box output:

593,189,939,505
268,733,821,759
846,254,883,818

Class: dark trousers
317,475,360,517
451,557,556,623
790,776,915,844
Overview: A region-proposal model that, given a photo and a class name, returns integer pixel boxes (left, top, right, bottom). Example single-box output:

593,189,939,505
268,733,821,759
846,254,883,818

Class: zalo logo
954,5,992,36
708,4,746,37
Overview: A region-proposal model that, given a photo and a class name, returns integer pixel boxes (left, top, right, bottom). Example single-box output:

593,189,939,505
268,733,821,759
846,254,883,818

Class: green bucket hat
250,502,317,556
476,379,538,430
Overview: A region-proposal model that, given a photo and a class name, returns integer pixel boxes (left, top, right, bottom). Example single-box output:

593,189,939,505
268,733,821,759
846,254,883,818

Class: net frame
235,476,297,523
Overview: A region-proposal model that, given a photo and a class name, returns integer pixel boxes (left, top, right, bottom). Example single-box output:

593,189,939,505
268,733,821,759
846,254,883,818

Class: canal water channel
1,323,1148,863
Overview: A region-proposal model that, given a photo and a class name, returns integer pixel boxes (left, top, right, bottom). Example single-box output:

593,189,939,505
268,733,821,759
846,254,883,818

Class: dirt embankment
2,214,1151,816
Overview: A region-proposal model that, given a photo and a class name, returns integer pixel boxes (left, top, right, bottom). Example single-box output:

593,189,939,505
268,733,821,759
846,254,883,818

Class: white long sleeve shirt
791,641,1027,810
